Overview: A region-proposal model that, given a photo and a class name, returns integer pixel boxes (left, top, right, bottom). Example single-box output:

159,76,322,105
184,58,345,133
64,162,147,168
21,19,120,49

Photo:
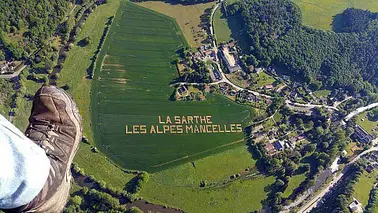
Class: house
177,85,188,96
349,198,363,213
264,143,276,156
229,90,237,96
263,84,274,90
354,125,373,143
254,67,263,73
248,65,254,73
366,165,374,173
0,61,16,74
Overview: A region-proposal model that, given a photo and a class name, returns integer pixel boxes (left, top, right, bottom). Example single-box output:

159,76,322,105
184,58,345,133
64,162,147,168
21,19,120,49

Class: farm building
220,46,241,73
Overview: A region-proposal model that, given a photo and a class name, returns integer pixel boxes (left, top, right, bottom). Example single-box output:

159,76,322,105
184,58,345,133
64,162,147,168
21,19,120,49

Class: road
296,143,378,213
209,2,378,212
283,103,378,212
344,102,378,121
0,63,27,79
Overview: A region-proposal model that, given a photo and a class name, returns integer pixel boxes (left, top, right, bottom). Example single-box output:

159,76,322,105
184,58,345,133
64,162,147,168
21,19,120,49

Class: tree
81,36,91,46
127,207,143,213
70,195,82,206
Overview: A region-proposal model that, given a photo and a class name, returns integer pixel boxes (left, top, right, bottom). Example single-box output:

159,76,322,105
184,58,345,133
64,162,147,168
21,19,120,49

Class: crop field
92,2,254,172
292,0,378,30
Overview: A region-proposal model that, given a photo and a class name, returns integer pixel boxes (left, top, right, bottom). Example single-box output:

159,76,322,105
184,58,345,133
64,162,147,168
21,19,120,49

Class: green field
292,0,378,30
150,145,256,186
141,174,274,212
92,2,254,172
139,144,272,213
283,174,306,198
56,0,138,189
357,110,378,135
136,1,215,48
213,8,232,43
353,171,377,207
313,89,331,98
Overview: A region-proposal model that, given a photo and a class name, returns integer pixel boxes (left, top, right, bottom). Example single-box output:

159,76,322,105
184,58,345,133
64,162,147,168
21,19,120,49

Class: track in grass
91,1,254,172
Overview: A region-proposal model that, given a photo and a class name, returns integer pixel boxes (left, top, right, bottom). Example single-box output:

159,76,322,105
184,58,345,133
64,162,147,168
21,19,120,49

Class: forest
0,0,72,60
231,0,378,96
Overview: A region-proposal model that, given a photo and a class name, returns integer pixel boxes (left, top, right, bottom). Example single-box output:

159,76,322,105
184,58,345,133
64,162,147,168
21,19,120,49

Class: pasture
140,174,274,213
92,2,254,172
150,145,256,187
136,1,215,48
292,0,378,30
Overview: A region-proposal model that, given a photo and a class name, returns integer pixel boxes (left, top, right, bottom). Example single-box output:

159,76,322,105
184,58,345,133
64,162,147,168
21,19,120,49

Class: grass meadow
282,174,306,198
56,0,137,189
357,110,378,135
292,0,378,30
141,174,274,213
150,145,256,187
353,171,377,207
136,1,215,48
213,8,232,43
91,1,254,172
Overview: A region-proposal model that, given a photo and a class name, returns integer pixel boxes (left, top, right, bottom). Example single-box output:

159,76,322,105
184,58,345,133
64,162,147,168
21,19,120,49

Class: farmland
92,2,254,172
136,1,215,48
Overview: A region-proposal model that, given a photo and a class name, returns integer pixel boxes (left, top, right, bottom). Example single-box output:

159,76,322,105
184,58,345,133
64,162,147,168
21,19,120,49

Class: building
272,140,285,151
264,143,276,156
0,61,16,74
220,46,241,73
354,125,373,143
263,84,274,90
349,198,363,213
177,85,188,96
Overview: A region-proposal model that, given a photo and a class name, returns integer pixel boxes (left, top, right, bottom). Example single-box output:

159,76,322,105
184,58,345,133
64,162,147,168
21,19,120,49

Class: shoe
22,85,82,213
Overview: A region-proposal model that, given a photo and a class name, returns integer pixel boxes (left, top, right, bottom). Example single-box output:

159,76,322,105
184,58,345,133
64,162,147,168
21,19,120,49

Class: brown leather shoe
20,85,82,213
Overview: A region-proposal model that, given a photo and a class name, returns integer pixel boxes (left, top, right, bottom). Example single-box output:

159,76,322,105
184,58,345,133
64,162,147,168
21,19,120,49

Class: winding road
208,2,378,212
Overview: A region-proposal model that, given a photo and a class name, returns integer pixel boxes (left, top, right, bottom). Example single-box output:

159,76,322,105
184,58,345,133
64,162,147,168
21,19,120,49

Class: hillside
231,0,378,97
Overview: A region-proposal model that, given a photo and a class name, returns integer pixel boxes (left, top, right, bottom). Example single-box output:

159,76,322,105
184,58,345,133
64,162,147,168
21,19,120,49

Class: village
172,37,378,180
